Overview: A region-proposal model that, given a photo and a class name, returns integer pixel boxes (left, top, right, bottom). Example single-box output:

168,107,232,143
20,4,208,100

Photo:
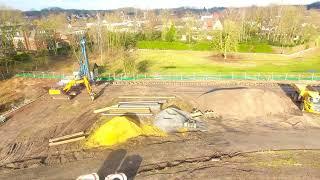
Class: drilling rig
49,38,96,101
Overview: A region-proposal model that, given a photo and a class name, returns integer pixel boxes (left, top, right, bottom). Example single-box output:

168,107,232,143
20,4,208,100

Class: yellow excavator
291,84,320,114
49,38,96,101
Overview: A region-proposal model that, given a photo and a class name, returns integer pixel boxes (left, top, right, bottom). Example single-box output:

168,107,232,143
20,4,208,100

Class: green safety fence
15,72,320,81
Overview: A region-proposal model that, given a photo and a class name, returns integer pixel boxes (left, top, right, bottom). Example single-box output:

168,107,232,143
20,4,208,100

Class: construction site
1,40,320,179
2,73,320,179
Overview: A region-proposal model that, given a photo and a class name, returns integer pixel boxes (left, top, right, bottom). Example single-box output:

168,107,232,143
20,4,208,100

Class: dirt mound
197,88,297,118
0,77,55,112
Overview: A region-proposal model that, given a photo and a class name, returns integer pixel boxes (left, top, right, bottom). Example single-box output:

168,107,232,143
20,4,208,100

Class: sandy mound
197,88,297,118
86,116,166,148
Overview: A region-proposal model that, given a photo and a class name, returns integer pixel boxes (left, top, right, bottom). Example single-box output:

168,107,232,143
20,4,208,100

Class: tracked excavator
49,38,96,101
291,84,320,114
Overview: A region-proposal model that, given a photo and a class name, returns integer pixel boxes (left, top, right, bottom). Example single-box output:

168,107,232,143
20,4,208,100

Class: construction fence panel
15,72,320,82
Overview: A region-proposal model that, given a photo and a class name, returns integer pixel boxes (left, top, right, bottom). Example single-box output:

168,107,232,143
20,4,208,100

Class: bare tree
212,20,241,59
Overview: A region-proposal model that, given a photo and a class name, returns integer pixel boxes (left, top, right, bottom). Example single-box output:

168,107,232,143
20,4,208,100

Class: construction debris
204,110,221,119
85,116,166,148
190,109,204,118
0,115,6,124
154,108,207,133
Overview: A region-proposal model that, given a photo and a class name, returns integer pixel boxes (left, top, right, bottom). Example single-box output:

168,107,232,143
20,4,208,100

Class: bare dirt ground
1,78,320,179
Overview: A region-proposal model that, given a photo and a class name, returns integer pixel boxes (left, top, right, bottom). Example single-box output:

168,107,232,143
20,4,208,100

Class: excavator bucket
49,88,71,100
49,89,62,95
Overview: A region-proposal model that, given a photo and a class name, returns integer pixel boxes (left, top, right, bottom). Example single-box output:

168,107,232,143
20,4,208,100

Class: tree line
1,4,320,78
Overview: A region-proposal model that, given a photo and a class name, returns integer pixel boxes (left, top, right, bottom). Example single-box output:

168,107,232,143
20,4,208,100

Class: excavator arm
60,76,95,101
83,76,96,101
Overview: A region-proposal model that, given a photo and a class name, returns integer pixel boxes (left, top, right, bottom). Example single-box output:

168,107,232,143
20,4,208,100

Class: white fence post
312,73,314,81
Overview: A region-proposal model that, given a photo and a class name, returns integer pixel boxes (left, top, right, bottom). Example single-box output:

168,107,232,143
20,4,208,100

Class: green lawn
137,40,274,53
137,41,213,51
238,41,273,53
136,49,320,74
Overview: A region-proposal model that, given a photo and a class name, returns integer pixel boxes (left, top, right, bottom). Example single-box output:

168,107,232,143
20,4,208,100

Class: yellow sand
86,116,166,148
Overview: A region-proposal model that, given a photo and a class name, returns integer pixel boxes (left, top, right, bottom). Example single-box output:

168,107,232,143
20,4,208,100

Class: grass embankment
136,48,320,74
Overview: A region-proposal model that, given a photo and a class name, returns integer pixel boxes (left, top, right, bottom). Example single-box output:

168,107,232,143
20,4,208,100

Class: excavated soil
197,88,299,119
0,77,55,113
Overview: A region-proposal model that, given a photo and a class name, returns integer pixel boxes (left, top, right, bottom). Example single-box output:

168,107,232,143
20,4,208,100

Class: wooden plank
117,105,153,108
109,109,151,114
118,96,175,99
102,113,153,116
94,105,118,114
49,132,84,143
118,100,166,104
49,136,86,146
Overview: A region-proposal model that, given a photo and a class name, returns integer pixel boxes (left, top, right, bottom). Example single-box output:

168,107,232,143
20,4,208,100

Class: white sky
0,0,317,11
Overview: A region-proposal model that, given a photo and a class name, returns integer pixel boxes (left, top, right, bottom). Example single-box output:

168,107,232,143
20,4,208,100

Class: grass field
136,49,320,74
137,40,274,53
137,41,213,51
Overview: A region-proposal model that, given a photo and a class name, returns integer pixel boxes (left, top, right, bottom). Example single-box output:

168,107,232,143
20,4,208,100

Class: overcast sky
0,0,317,11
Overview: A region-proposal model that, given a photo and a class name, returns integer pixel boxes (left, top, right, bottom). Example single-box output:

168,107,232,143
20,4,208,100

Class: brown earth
197,88,298,119
0,77,55,113
1,79,320,179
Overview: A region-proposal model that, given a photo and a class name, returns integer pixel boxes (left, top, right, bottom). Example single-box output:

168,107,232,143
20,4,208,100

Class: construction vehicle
291,84,320,113
49,38,96,101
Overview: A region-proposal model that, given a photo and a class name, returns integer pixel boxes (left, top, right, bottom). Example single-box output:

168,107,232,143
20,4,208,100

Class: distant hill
23,7,224,18
307,1,320,10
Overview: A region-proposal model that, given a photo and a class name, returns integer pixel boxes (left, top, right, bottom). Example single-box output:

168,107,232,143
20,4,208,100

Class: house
201,13,223,31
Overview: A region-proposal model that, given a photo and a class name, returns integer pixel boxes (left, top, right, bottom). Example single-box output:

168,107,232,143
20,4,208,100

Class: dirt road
1,79,320,179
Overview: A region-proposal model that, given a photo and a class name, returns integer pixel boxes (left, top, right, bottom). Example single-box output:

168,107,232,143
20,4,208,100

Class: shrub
137,60,150,73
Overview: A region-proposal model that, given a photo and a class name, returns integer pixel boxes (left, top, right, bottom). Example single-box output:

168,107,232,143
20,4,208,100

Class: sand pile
197,88,296,118
86,116,166,148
